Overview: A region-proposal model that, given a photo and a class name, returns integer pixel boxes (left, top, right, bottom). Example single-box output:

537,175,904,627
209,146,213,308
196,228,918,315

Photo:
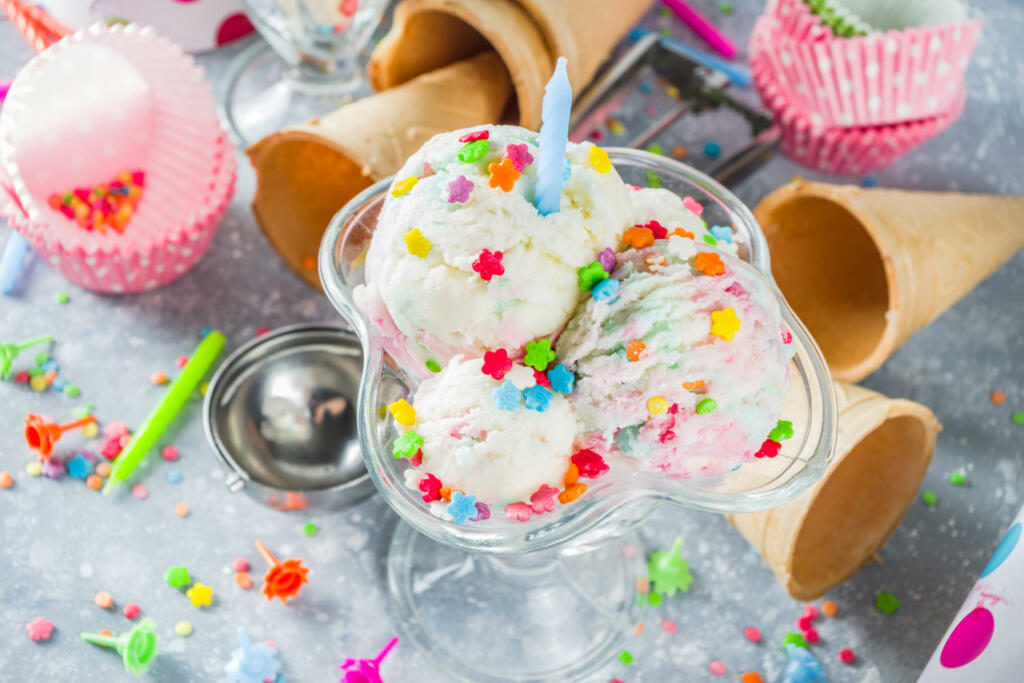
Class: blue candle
535,57,571,216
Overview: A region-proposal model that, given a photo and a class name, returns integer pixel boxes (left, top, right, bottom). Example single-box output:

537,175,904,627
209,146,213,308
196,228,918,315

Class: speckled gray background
1,1,1022,681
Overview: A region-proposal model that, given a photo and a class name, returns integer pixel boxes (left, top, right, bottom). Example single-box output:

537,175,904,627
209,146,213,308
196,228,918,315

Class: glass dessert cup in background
320,150,838,682
219,0,388,147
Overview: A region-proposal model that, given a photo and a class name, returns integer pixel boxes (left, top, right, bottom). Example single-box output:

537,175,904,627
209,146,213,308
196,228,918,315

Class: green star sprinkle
164,565,191,589
523,338,556,371
718,2,733,14
457,139,488,163
921,490,938,506
769,420,795,442
577,261,609,292
647,538,693,596
619,650,634,666
63,384,80,397
1012,412,1024,426
73,404,95,419
647,591,662,606
303,522,318,537
949,472,966,486
696,398,717,415
425,359,441,373
782,632,808,649
703,234,718,246
875,592,900,615
392,430,423,459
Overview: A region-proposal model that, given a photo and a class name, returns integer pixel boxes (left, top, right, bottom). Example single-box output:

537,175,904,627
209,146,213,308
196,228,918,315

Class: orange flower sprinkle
564,463,579,487
487,158,520,192
626,341,647,361
439,487,464,502
695,251,725,276
559,483,587,504
623,226,654,248
670,227,694,239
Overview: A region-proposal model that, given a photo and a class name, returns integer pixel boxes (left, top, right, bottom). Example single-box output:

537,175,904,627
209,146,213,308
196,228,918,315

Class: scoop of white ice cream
405,355,576,505
356,125,632,376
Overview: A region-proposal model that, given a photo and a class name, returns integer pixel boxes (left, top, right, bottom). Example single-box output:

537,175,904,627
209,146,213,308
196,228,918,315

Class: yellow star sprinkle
647,396,669,416
186,582,213,608
388,399,416,427
710,308,741,341
589,145,612,174
404,228,431,258
391,176,418,197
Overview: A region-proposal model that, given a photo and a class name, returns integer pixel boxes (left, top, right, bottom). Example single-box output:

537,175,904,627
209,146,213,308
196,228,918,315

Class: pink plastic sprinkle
14,370,30,383
505,502,533,521
504,142,534,171
122,603,140,619
804,605,819,620
25,616,54,642
131,484,149,500
798,616,813,631
529,485,559,514
744,626,761,642
804,628,820,643
176,356,189,369
782,330,793,344
682,196,704,216
104,422,130,438
661,619,678,634
708,660,726,675
232,558,249,572
458,130,489,143
161,446,180,461
839,648,856,664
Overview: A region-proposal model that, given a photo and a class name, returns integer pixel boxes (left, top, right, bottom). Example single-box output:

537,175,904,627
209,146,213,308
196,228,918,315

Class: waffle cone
248,53,512,289
755,181,1024,382
727,383,940,601
368,0,651,129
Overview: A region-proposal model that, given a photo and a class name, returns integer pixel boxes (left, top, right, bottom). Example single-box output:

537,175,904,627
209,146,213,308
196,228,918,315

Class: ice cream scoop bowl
319,149,837,682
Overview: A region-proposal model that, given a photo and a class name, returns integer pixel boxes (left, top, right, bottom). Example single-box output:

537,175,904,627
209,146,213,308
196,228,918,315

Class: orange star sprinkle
564,462,579,487
695,252,725,276
670,227,694,239
488,158,520,192
623,226,654,248
559,483,587,504
626,341,647,361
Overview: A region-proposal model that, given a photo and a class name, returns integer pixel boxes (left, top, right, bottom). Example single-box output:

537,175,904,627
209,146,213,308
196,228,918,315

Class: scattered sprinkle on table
25,616,54,642
634,622,644,636
949,471,966,486
94,591,113,609
741,674,764,683
234,571,252,589
0,471,13,488
704,141,721,158
990,390,1005,405
86,474,102,490
719,3,733,14
921,490,938,506
875,592,900,615
161,445,179,461
95,462,110,477
232,558,249,572
744,626,761,642
303,521,318,536
175,356,189,369
661,619,677,634
122,603,140,619
1012,411,1024,426
174,621,193,637
821,600,837,616
150,371,168,385
26,462,42,477
708,660,726,675
131,484,149,500
167,469,183,484
175,502,189,517
783,632,807,649
186,582,213,607
54,292,69,304
840,648,856,664
82,421,99,439
164,566,191,589
619,650,634,666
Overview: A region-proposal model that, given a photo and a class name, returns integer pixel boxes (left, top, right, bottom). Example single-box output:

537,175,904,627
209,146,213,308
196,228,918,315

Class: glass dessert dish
219,0,388,147
319,149,837,682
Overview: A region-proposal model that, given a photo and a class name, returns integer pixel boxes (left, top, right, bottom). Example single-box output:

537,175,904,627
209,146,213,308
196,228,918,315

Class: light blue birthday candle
534,57,572,216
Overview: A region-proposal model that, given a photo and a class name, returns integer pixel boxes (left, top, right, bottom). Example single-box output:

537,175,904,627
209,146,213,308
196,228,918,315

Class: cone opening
250,138,374,290
762,196,890,379
790,413,929,596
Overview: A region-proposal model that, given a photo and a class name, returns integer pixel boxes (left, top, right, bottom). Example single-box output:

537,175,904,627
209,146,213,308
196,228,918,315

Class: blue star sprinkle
591,277,620,303
66,454,92,479
523,385,553,412
447,491,479,525
710,225,733,243
546,364,575,394
492,381,522,411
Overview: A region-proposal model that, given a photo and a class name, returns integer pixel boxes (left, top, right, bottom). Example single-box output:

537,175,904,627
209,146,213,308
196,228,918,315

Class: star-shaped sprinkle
409,450,423,467
559,483,587,503
481,349,513,379
784,643,827,683
418,473,442,502
388,399,416,426
710,308,741,341
523,338,556,371
769,420,794,442
391,176,418,197
472,249,504,281
164,565,191,588
26,616,53,641
505,502,533,521
392,431,423,459
529,484,559,514
459,129,489,143
754,439,781,458
671,227,695,239
875,592,900,615
597,247,617,272
458,139,489,163
546,364,575,394
523,385,553,412
591,277,619,302
488,157,520,191
403,228,431,258
577,261,609,291
186,582,213,607
623,226,654,248
681,195,703,216
67,454,92,479
492,381,522,411
446,491,478,525
694,252,725,276
447,175,474,203
589,145,612,173
470,502,491,521
647,538,693,596
710,225,733,243
645,220,668,239
504,143,534,171
571,449,609,478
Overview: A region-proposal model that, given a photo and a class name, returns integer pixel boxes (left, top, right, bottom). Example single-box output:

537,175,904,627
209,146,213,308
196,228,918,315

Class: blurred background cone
727,382,940,601
755,182,1024,382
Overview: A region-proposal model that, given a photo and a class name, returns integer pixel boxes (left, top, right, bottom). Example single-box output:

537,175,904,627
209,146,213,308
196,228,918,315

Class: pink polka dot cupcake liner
752,21,965,176
0,22,234,293
753,8,980,127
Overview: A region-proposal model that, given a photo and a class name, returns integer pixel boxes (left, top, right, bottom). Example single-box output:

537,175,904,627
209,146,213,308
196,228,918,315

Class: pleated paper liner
765,0,833,43
752,9,980,127
0,22,223,256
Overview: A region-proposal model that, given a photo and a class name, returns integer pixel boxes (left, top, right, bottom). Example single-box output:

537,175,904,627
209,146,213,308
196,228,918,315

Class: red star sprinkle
459,130,489,143
645,219,668,239
754,439,781,458
529,484,560,514
533,369,551,388
488,158,520,192
481,349,513,380
571,449,609,478
472,249,505,281
419,473,442,502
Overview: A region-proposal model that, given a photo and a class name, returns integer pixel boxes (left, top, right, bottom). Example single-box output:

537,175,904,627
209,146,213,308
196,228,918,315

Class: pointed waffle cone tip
727,383,941,601
247,52,512,290
755,181,1024,382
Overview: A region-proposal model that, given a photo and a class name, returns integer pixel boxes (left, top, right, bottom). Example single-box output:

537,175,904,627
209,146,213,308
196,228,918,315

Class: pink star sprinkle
529,485,559,514
782,330,793,344
505,502,533,521
533,369,551,388
481,349,513,380
472,249,504,282
504,143,534,172
26,617,53,642
662,619,678,635
571,449,609,478
419,473,442,502
447,175,474,203
459,130,489,143
682,196,704,216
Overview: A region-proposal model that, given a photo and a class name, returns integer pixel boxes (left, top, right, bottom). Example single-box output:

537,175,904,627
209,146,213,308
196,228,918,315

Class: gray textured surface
1,1,1022,681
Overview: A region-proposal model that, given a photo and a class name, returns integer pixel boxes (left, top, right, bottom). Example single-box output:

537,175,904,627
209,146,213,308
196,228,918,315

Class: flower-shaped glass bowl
319,149,838,556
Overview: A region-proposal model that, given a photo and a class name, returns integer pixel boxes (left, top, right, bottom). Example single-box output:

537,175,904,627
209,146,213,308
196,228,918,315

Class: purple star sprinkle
725,281,747,298
505,143,534,172
597,247,616,273
42,456,65,479
447,175,474,203
470,502,491,522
